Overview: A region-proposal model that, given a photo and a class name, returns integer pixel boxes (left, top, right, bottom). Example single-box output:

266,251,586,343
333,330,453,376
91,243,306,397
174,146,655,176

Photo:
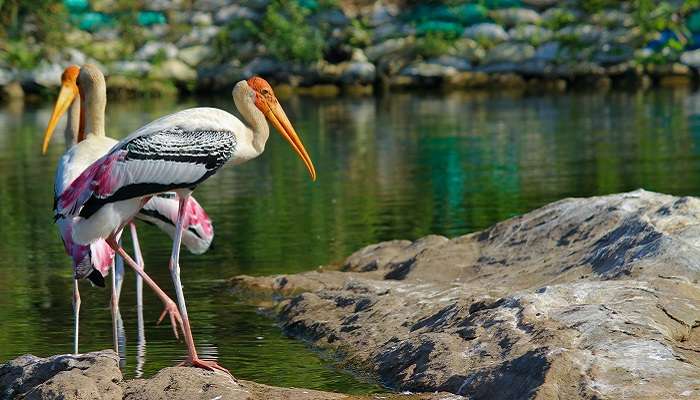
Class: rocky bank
5,1,700,98
0,350,461,400
232,190,700,399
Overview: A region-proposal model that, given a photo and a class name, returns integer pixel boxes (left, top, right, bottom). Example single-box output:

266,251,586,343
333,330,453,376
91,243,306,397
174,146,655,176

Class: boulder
110,60,152,77
232,190,700,399
340,61,376,84
449,38,486,64
26,61,63,88
177,26,221,47
150,59,196,82
178,45,213,67
190,11,213,26
365,38,414,62
483,42,535,65
681,49,700,68
507,25,553,44
462,23,510,44
135,41,178,61
215,4,260,24
490,8,541,27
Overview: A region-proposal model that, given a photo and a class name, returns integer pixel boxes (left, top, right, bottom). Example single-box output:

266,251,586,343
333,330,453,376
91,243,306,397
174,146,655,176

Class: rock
0,68,14,86
557,24,603,44
365,37,414,62
426,56,471,72
232,190,700,398
178,45,212,67
110,60,152,77
27,61,63,88
483,42,535,65
150,59,196,82
350,48,368,63
400,62,457,80
340,61,376,84
462,23,510,44
242,57,281,77
681,49,700,68
589,9,633,28
196,62,245,91
177,26,221,47
215,4,260,24
0,350,123,400
449,38,486,64
373,23,414,43
521,0,558,7
533,41,561,62
507,25,553,45
190,11,213,26
490,7,541,27
312,9,350,27
1,82,23,100
135,41,178,61
368,3,399,27
593,44,634,65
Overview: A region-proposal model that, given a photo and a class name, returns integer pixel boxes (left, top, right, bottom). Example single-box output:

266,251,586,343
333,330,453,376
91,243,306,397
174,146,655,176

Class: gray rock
373,23,415,43
557,24,603,44
594,44,634,65
365,38,414,62
215,4,260,24
233,190,700,398
197,62,245,91
0,68,15,86
27,61,63,88
507,24,553,44
312,9,349,27
490,7,541,27
368,3,399,27
400,62,458,79
135,41,178,61
462,23,510,44
681,49,700,68
190,11,213,26
178,45,212,67
426,56,471,71
449,38,486,64
483,42,535,65
589,9,634,28
340,61,376,84
150,59,196,82
243,57,280,77
110,60,152,77
177,26,221,47
533,41,561,62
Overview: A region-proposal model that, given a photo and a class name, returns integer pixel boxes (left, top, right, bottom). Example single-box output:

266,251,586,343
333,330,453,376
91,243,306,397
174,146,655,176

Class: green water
1,89,699,393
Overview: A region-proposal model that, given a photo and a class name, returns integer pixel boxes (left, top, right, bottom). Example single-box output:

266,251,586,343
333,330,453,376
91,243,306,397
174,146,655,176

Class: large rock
135,41,178,61
150,59,196,82
462,23,509,44
232,190,700,399
0,351,461,399
490,8,541,28
483,42,535,65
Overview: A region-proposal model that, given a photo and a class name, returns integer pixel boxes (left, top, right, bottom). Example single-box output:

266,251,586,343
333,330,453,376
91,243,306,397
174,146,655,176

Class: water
1,88,700,393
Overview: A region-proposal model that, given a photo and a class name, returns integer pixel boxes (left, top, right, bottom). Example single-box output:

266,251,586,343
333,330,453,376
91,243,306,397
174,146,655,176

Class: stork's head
234,76,316,181
42,65,80,154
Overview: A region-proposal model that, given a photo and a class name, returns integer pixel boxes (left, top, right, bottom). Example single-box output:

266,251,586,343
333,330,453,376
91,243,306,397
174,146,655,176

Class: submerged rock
233,190,700,399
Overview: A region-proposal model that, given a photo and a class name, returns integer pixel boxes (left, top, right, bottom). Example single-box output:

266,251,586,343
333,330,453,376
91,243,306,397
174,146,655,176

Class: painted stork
56,77,316,372
43,64,214,354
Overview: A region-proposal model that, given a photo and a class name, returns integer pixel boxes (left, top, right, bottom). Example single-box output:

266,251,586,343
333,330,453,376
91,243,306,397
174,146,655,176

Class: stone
400,62,458,79
215,4,260,24
462,23,510,44
373,23,415,43
197,62,245,91
27,61,63,88
533,41,561,62
178,45,212,67
449,38,486,64
1,82,23,100
0,68,14,86
507,25,553,45
150,59,196,82
589,9,634,28
312,9,350,27
426,56,471,71
232,190,700,398
593,44,634,65
490,7,541,27
190,11,213,26
365,37,414,62
242,57,281,77
681,49,700,68
483,42,535,65
135,41,178,61
178,26,221,47
110,60,152,77
340,61,376,84
557,24,604,44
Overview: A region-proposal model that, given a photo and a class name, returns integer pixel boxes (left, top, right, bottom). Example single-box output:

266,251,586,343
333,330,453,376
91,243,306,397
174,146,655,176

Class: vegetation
414,32,457,58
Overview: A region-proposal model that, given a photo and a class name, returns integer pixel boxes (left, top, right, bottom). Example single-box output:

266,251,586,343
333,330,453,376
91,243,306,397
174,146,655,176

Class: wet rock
449,38,486,64
490,8,541,28
135,41,178,61
462,23,509,44
233,190,700,398
340,61,376,85
400,62,458,82
483,42,535,65
365,38,414,62
507,25,553,45
533,41,561,62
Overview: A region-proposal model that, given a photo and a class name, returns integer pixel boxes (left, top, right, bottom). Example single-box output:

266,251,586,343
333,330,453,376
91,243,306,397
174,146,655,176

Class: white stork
43,64,214,354
56,77,316,373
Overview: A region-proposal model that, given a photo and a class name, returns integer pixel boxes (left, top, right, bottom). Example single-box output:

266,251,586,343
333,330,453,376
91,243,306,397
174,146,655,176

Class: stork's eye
261,89,269,95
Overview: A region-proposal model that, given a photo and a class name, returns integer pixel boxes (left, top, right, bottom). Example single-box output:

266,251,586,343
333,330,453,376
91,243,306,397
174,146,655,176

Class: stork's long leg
72,279,80,355
105,236,183,339
170,192,230,374
129,223,144,321
110,259,120,356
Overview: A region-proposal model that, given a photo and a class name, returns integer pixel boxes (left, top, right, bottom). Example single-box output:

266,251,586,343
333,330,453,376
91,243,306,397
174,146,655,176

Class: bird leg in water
105,236,184,339
110,259,120,356
73,279,80,355
169,192,231,375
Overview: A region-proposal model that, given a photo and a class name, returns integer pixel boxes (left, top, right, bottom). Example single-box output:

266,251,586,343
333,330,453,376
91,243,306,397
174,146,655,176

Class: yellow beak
42,83,78,155
264,103,317,181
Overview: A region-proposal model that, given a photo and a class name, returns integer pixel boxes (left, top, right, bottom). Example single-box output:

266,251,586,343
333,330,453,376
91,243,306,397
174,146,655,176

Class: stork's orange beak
263,103,316,181
42,66,80,155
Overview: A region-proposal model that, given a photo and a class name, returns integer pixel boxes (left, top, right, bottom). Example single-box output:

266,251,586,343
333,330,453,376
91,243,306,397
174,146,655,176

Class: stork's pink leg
105,236,184,339
72,279,80,355
110,260,120,355
170,192,230,375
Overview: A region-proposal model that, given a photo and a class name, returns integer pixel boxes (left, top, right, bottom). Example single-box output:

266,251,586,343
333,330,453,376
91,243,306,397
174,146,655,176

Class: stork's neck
233,90,269,156
64,96,80,149
80,88,106,138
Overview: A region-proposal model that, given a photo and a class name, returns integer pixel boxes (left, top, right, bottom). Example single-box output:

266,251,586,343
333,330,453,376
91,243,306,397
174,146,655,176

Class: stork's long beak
42,83,77,155
264,103,316,181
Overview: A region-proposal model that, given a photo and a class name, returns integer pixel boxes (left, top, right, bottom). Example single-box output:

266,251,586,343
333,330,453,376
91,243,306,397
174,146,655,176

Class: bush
414,32,456,58
246,0,324,64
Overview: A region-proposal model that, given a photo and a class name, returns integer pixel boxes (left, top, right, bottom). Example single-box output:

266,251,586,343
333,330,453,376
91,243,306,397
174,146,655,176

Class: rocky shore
4,1,700,99
232,190,700,399
0,350,460,400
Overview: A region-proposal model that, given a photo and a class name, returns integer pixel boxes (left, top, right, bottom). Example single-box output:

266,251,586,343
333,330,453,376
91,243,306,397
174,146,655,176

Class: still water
1,89,700,393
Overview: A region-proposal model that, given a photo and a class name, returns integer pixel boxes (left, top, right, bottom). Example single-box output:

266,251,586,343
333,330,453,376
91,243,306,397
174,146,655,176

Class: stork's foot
157,300,183,339
178,357,232,376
